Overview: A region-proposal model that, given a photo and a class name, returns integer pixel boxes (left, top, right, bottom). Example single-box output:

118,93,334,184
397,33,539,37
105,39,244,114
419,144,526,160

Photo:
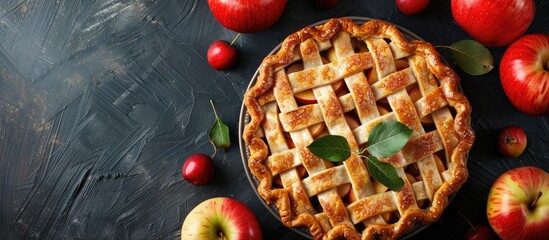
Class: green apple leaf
447,40,494,76
307,135,351,162
209,100,230,150
366,120,413,158
366,156,404,192
306,121,411,192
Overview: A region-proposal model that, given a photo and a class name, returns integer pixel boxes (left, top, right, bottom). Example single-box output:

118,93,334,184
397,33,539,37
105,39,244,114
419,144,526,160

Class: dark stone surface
0,0,547,239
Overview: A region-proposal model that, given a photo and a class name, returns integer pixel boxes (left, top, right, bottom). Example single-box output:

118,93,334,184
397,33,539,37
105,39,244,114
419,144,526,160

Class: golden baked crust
242,18,475,240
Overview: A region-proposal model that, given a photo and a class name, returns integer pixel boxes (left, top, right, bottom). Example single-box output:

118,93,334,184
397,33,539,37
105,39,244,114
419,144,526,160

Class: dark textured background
0,0,548,239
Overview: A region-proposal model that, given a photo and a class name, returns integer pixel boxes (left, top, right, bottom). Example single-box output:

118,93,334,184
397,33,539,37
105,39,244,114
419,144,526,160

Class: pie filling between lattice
243,18,474,240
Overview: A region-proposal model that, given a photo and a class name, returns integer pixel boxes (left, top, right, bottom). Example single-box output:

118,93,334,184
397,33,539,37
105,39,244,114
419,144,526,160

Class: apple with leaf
182,100,230,185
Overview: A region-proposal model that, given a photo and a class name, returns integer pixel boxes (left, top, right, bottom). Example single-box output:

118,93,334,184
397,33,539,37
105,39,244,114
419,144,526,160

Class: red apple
464,224,496,240
313,0,338,9
451,0,535,47
457,209,496,240
500,34,549,116
396,0,430,15
181,197,262,240
207,40,238,70
182,154,215,185
487,166,549,240
497,126,527,158
208,0,287,33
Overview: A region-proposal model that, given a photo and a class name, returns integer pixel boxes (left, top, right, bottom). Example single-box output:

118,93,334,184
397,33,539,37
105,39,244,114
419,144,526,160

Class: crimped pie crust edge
242,17,475,240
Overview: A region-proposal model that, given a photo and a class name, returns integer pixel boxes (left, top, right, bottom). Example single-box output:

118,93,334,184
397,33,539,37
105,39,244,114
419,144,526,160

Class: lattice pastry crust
242,18,475,240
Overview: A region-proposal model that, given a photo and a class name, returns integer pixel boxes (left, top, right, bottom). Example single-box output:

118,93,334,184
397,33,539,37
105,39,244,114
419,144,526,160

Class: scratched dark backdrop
0,0,548,239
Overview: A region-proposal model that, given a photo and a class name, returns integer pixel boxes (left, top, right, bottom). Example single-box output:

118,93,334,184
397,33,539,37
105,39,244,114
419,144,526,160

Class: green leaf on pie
307,135,351,162
209,100,230,150
366,156,404,192
306,121,412,192
366,120,413,158
447,39,494,76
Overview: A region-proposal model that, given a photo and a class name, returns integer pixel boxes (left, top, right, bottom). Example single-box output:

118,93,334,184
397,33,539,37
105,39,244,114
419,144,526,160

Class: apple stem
209,99,219,120
530,191,543,210
208,99,219,160
456,210,476,231
504,133,517,144
219,231,225,240
209,140,218,160
229,33,241,47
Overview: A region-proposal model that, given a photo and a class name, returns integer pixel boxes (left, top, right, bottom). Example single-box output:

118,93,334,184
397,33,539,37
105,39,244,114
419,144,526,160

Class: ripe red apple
313,0,338,9
396,0,430,15
207,40,238,70
181,197,262,240
451,0,535,47
487,166,549,240
208,0,287,33
457,208,496,240
182,154,215,185
464,224,495,240
500,34,549,116
497,126,527,158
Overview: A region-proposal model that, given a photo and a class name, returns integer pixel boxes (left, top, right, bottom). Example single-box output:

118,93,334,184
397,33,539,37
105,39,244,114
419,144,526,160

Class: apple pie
242,17,474,239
